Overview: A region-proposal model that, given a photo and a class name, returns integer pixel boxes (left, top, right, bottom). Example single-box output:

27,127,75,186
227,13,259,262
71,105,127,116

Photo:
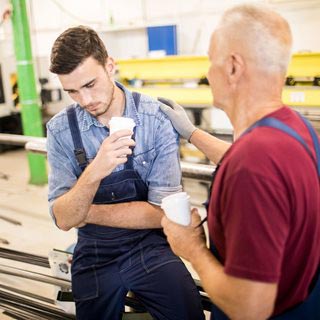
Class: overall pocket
72,265,99,301
93,178,137,204
140,234,181,273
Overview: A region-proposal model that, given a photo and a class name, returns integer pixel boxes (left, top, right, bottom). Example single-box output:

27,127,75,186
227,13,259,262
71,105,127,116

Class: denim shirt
46,82,182,221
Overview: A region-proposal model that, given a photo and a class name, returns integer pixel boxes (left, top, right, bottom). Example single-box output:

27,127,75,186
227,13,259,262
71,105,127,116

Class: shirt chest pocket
133,148,156,181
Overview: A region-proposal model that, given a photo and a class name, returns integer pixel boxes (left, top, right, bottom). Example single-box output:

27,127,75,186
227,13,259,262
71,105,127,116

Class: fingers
159,102,172,113
158,97,175,107
159,102,176,117
158,97,183,112
109,129,134,142
113,137,135,150
114,147,133,158
103,133,135,150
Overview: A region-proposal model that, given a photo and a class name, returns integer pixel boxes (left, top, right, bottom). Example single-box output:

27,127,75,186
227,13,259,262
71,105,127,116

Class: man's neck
227,74,285,140
231,100,284,140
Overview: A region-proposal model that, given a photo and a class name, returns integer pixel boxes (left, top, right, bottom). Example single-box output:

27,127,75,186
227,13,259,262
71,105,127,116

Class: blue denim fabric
72,232,205,320
46,82,182,221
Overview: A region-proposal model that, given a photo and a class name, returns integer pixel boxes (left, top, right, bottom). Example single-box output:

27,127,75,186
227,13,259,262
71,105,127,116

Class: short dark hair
50,25,109,74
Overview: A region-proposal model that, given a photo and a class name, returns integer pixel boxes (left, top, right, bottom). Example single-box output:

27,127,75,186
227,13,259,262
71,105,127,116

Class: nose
79,90,92,107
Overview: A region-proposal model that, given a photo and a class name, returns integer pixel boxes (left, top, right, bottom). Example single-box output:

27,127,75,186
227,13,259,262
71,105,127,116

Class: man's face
207,32,228,110
59,56,114,117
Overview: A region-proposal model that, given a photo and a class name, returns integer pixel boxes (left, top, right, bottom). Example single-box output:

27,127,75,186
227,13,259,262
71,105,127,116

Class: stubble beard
89,85,115,117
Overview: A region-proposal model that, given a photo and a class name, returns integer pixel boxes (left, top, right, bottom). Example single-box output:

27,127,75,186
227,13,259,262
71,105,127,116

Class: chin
88,105,108,117
92,109,105,117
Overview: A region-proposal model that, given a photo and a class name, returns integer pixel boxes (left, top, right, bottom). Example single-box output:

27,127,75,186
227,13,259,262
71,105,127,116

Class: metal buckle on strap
74,148,87,166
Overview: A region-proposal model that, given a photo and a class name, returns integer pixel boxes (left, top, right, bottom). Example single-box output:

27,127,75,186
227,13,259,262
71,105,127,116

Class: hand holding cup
109,117,135,139
161,192,191,226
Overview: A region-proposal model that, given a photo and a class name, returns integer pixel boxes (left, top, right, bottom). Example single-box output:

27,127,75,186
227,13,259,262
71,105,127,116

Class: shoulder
137,93,169,123
225,121,311,178
231,127,292,164
46,103,78,134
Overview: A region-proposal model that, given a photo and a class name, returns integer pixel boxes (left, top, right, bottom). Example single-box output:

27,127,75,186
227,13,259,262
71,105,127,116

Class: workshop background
0,0,320,319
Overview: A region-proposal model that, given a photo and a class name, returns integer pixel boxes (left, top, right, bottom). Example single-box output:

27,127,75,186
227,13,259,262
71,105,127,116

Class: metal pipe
181,161,215,181
0,134,216,181
25,140,47,155
0,264,71,289
0,133,46,146
10,0,47,185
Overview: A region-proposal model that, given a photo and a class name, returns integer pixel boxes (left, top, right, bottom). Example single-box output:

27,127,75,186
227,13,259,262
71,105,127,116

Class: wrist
80,162,103,185
188,128,199,143
187,240,206,263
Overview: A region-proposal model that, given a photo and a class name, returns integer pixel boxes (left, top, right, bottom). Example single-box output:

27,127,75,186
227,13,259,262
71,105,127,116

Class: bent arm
158,98,231,164
190,129,231,164
162,212,277,320
85,202,163,228
48,129,135,231
192,247,277,320
52,164,100,231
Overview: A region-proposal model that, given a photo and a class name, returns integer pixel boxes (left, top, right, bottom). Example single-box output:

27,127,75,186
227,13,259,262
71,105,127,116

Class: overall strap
296,112,320,176
247,116,320,177
66,106,88,171
132,91,141,108
125,92,141,170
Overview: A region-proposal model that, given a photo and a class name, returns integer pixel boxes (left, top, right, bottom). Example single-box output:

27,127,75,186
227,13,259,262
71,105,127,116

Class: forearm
85,201,164,229
190,129,231,164
191,248,275,320
52,166,100,231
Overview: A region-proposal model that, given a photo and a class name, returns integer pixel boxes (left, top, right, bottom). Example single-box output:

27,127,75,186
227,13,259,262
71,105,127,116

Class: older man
159,4,320,320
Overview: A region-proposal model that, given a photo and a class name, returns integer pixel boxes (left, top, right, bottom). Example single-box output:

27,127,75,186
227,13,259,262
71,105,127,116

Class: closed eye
65,89,76,94
85,81,95,88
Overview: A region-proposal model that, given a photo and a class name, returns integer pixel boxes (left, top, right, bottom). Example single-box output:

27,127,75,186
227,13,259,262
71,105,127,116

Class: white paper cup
161,192,191,226
109,117,135,138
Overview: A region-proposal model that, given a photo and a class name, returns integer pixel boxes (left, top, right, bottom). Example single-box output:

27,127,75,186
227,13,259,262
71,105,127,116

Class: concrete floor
0,148,210,319
0,148,77,319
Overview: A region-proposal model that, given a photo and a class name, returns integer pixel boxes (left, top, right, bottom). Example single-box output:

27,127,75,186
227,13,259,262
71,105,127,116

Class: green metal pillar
11,0,47,185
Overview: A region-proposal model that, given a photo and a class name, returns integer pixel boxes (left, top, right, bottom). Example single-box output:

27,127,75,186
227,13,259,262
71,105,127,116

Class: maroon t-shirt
208,107,320,316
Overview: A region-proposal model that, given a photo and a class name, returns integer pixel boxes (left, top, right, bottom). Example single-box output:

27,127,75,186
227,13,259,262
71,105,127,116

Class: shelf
129,86,320,108
117,52,320,81
117,56,209,80
119,53,320,108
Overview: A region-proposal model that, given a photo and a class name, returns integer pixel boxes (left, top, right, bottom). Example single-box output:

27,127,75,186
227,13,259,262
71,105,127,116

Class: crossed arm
52,166,164,231
51,130,164,231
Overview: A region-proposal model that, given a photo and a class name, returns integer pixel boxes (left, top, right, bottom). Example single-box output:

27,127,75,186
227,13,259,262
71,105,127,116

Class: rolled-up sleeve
147,114,182,205
47,125,78,223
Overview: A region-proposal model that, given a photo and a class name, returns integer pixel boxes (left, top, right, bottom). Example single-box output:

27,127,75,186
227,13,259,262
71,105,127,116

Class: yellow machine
116,52,320,108
116,53,320,162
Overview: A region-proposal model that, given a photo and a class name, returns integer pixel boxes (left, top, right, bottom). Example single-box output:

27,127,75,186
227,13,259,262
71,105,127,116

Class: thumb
191,208,202,225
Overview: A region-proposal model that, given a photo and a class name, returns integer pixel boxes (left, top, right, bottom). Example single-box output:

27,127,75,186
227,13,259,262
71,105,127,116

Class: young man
160,4,320,320
47,26,204,320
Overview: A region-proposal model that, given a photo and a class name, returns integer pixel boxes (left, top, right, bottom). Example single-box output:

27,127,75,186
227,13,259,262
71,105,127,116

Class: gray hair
215,4,292,74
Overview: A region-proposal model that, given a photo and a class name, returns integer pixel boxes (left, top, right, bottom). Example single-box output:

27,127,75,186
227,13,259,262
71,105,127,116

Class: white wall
1,0,319,60
0,0,319,68
1,0,320,126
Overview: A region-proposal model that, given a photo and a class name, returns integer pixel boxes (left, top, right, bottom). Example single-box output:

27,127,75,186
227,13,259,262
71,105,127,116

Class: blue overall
207,113,320,320
67,93,205,320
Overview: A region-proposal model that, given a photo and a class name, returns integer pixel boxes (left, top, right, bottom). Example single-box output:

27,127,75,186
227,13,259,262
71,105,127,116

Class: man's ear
105,57,116,76
227,53,244,84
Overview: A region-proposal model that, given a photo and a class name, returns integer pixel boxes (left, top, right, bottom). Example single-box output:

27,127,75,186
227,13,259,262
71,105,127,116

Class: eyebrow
63,78,95,92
